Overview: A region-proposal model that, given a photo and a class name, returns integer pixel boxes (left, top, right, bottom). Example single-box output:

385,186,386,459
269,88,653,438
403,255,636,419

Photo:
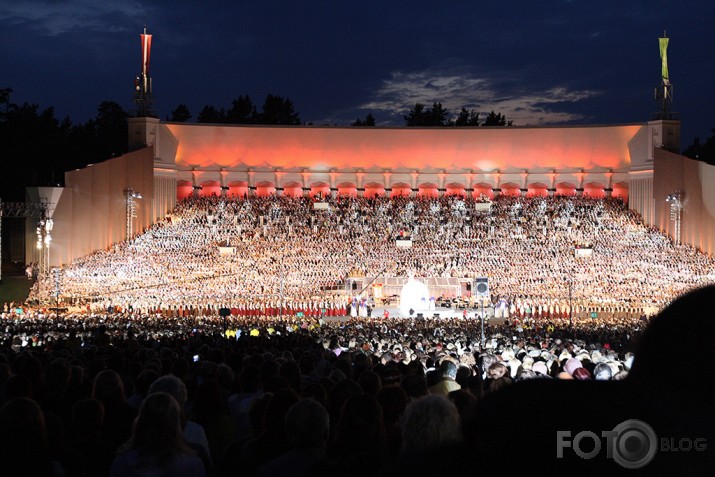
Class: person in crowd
92,369,137,452
258,398,329,477
148,375,211,467
110,392,207,477
0,397,65,477
320,393,388,476
427,359,461,395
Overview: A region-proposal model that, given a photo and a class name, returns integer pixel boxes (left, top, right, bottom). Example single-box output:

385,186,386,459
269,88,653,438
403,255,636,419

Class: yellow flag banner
659,37,669,81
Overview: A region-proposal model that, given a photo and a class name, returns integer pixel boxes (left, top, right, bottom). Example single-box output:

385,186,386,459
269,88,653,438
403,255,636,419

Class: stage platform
323,305,505,323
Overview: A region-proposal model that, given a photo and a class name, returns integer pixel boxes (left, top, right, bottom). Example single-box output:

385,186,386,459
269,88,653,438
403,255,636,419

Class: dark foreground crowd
1,286,714,476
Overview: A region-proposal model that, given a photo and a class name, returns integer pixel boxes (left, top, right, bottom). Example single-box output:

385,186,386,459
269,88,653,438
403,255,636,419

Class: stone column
192,169,201,196
604,170,613,197
356,170,364,197
576,170,584,197
247,169,255,196
274,169,284,196
220,169,228,196
329,169,338,198
438,170,446,197
492,171,501,198
301,169,310,196
383,170,392,194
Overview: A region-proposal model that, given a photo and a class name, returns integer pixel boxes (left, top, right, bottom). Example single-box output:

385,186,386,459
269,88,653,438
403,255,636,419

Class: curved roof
162,123,647,172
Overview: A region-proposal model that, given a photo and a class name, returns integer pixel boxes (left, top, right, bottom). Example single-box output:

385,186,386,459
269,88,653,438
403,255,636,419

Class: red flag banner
141,32,152,76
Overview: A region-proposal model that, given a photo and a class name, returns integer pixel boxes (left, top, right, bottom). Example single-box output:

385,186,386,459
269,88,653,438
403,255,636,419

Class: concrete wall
653,148,715,256
47,148,154,266
159,122,645,173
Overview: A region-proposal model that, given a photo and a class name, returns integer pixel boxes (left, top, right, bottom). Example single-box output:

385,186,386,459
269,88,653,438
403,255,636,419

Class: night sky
2,1,713,147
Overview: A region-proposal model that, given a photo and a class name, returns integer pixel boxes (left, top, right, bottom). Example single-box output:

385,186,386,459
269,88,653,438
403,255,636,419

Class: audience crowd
0,308,646,477
2,193,713,475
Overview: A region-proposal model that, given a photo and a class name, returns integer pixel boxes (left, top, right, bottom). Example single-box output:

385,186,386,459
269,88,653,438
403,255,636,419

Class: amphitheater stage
323,305,504,323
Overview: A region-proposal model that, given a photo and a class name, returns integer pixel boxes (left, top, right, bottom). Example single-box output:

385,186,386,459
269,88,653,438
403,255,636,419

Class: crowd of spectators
0,308,642,476
28,194,715,318
4,193,714,474
1,285,713,475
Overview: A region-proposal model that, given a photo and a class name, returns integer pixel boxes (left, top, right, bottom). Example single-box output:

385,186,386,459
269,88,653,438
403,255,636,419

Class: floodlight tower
125,188,142,239
666,192,684,245
133,27,156,117
36,206,53,278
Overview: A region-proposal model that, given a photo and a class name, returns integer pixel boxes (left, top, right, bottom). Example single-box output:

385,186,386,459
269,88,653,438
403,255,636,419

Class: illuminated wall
127,121,656,202
47,148,154,266
161,123,644,172
39,119,680,267
653,149,715,256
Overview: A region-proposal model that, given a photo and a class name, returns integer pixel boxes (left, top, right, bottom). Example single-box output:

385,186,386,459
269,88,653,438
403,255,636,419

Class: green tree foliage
351,112,376,126
257,94,301,125
197,105,225,123
683,129,715,165
226,96,256,124
0,91,131,200
405,102,450,126
406,103,512,127
482,110,513,126
197,95,300,125
455,107,480,126
0,87,11,119
168,104,192,122
95,101,128,158
428,102,449,126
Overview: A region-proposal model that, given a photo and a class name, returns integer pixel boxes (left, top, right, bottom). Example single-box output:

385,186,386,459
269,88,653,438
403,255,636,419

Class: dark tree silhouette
428,102,449,126
95,101,128,158
0,94,134,201
405,102,449,126
194,95,300,125
168,104,192,122
0,87,11,118
454,107,480,126
482,110,513,126
226,95,257,124
197,105,225,123
352,113,376,127
404,103,428,126
683,129,715,165
257,94,301,125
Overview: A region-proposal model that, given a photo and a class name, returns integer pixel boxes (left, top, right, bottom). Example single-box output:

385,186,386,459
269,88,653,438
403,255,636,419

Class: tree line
403,102,513,127
683,129,715,165
169,94,301,125
0,88,128,201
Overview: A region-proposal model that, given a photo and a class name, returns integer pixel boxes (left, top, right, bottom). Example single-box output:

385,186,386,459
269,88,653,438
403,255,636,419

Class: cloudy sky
1,1,713,146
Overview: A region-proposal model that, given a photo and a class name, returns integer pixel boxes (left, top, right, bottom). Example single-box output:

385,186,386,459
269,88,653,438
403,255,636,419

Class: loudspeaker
433,313,440,318
416,313,424,319
219,307,231,317
475,277,489,297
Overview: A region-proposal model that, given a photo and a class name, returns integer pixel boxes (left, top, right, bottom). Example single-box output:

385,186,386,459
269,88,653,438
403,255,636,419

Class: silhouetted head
628,285,715,400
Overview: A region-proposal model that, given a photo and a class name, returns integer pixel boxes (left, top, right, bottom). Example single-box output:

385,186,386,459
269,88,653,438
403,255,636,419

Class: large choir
28,194,715,318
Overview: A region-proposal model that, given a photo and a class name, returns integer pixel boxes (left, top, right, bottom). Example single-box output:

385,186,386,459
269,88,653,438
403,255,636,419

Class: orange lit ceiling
164,123,645,172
